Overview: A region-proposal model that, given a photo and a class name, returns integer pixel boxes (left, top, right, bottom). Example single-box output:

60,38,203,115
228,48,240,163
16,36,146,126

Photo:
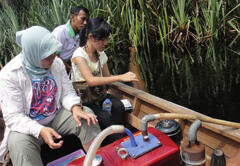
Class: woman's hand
72,106,98,126
40,127,63,149
120,72,139,82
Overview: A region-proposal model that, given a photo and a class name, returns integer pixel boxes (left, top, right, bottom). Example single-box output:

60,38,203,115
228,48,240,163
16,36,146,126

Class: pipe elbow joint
141,114,157,141
188,119,202,144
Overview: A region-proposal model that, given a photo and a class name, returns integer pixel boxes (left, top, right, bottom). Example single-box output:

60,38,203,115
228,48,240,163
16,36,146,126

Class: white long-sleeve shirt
0,54,80,163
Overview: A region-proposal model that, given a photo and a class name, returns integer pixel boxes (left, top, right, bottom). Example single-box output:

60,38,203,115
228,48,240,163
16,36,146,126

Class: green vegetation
0,0,239,121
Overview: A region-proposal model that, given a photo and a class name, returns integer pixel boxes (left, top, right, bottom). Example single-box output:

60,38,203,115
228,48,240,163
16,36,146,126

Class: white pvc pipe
83,125,125,166
141,113,240,140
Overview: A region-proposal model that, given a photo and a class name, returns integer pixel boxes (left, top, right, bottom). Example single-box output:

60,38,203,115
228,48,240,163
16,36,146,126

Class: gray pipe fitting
141,114,159,141
188,119,202,143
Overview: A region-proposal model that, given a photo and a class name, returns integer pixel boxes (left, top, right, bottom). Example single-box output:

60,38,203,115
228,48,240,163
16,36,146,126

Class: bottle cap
92,155,103,166
105,98,110,103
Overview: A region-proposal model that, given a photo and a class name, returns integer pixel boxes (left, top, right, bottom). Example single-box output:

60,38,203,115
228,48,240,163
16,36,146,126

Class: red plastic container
67,127,180,166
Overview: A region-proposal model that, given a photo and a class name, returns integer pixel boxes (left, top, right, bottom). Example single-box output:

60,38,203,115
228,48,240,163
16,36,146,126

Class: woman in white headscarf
0,26,101,166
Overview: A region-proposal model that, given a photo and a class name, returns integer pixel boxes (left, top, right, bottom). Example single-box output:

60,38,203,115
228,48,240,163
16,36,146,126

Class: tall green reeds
0,1,20,68
0,0,239,120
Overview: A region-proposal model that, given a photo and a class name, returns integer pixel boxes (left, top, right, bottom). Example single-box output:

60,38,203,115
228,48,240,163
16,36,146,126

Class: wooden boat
1,82,240,166
109,82,240,166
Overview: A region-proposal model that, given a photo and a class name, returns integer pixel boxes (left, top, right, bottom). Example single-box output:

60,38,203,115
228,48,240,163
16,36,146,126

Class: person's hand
120,72,138,82
72,106,98,126
40,127,63,149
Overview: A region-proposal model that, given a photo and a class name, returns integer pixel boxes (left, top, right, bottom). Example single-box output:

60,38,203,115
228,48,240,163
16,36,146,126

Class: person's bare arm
72,56,138,86
72,57,121,86
102,63,111,77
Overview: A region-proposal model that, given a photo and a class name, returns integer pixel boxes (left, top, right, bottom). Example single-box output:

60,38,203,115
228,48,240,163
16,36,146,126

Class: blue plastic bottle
102,98,112,112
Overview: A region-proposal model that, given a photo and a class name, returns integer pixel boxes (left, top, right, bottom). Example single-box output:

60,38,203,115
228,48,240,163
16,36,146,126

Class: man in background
52,6,89,73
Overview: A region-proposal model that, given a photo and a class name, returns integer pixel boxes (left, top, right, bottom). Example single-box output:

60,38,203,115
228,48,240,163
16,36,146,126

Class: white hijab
16,26,62,79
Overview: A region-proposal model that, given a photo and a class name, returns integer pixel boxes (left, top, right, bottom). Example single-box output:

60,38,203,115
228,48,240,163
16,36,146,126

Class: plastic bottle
102,98,112,112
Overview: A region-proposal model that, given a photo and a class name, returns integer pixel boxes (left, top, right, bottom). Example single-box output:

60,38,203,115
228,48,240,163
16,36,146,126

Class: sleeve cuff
30,123,44,139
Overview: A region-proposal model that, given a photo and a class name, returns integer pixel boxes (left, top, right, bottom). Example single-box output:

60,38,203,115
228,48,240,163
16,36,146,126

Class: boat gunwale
110,82,240,143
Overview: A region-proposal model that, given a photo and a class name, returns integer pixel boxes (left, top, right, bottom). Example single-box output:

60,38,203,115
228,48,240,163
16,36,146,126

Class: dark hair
80,17,112,46
70,5,89,16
